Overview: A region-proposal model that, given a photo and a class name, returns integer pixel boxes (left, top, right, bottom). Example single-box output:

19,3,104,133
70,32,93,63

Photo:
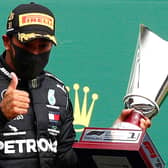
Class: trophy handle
124,109,146,128
112,109,147,130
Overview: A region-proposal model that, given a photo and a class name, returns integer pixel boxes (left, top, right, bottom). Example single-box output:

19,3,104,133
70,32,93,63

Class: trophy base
73,127,165,168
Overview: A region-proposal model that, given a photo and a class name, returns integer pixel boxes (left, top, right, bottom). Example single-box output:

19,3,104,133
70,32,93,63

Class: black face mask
11,43,50,80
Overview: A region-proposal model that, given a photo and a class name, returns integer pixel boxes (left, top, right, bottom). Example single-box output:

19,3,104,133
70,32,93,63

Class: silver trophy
73,25,166,167
114,24,168,129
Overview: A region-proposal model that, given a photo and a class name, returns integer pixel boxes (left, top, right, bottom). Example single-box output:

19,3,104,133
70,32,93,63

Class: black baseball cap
6,2,57,45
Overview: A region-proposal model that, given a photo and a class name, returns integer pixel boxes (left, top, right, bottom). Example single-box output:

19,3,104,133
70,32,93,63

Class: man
0,2,78,168
0,2,150,168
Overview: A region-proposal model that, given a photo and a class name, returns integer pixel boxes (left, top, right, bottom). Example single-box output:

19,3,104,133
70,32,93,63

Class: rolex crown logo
66,83,99,132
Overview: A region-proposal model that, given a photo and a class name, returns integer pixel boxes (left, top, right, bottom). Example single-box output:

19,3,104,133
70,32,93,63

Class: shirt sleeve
56,98,78,168
0,107,8,129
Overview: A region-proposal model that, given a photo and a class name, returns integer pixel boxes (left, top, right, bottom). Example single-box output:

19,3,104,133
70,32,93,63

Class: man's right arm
0,109,9,128
0,72,30,122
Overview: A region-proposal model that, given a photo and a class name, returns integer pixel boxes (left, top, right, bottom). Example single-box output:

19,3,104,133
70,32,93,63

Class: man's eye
25,43,32,48
40,44,48,48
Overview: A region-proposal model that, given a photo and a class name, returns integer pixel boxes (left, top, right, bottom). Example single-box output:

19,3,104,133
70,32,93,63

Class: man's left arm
56,98,78,168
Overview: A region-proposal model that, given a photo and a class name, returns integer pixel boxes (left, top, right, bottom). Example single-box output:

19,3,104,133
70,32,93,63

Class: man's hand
114,109,151,130
0,72,30,120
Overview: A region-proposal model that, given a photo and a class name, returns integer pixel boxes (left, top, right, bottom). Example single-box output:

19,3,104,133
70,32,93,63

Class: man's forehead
12,35,52,44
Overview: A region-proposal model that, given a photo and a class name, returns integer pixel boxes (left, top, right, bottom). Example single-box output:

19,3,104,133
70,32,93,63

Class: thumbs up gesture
0,72,30,120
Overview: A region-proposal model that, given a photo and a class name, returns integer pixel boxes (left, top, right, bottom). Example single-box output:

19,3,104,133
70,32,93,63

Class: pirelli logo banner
19,13,54,30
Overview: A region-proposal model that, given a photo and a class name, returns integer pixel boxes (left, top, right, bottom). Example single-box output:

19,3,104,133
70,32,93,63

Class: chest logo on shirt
48,89,56,105
48,111,60,123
